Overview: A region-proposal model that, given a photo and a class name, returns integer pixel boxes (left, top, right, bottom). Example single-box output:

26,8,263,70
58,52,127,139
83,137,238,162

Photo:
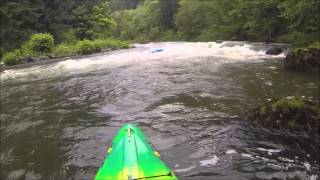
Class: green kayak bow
95,124,178,180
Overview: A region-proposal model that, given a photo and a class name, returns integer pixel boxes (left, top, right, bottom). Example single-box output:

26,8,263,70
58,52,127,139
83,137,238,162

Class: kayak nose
95,124,178,180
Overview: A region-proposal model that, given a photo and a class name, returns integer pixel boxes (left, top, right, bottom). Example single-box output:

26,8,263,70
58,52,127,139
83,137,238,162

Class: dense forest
1,0,319,64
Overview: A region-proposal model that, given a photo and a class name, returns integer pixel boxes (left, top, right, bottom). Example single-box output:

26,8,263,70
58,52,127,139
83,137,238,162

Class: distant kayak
95,124,178,180
151,49,164,53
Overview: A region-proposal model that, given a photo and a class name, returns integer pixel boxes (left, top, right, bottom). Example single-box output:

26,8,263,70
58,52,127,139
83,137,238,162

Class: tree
110,0,141,11
71,6,93,40
159,0,179,29
90,1,116,39
175,1,215,40
279,0,320,45
112,0,163,41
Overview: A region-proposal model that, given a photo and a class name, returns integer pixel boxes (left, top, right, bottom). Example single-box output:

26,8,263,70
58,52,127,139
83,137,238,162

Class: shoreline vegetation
1,0,319,68
1,33,130,67
0,45,132,72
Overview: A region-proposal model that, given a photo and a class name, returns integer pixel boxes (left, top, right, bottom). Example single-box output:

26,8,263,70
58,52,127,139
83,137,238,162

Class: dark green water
1,42,319,180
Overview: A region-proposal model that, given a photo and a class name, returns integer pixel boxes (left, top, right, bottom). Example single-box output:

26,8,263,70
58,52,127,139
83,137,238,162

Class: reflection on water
1,42,319,180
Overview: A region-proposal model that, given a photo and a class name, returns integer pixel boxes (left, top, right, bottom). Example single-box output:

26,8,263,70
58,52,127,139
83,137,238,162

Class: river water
0,42,319,180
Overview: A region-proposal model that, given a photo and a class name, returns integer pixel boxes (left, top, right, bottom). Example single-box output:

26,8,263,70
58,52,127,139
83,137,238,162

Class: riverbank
1,45,134,72
1,33,130,67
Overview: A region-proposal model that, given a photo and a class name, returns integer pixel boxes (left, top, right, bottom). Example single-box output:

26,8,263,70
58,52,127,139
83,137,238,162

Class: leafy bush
75,40,101,54
53,39,129,57
95,39,129,49
53,43,76,57
3,33,129,65
58,29,78,44
90,2,116,39
29,33,54,54
2,41,34,66
20,42,36,57
3,50,22,65
2,41,39,66
161,30,178,41
112,0,163,41
113,40,130,48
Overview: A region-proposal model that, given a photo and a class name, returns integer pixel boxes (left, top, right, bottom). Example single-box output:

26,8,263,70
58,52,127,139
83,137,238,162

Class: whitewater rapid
1,42,284,81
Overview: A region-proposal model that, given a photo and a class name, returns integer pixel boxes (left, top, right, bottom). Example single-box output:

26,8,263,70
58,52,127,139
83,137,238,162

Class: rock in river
266,47,283,55
247,96,320,136
284,47,320,71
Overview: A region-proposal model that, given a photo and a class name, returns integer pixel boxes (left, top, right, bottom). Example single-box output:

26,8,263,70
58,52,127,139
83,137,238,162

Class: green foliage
110,0,141,11
271,97,304,112
29,33,54,54
161,30,178,41
1,33,54,65
95,39,130,49
112,0,165,42
73,38,129,55
284,46,320,71
247,96,320,135
90,2,116,39
175,1,212,40
1,0,101,51
174,0,319,43
280,0,320,34
58,29,78,44
3,50,22,65
53,38,129,57
2,0,319,59
159,0,179,29
71,6,93,40
76,40,101,55
70,1,116,40
53,43,76,57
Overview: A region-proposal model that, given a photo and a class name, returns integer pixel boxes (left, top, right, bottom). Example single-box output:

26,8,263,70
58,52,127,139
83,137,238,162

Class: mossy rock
247,96,320,136
284,47,320,71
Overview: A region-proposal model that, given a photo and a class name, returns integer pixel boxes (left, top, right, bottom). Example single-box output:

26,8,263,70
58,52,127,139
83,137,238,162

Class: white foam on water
174,165,196,172
52,58,98,70
304,162,311,171
278,157,295,163
241,153,255,159
136,42,283,61
1,42,285,81
199,155,219,166
310,175,318,180
257,147,282,155
226,149,237,154
267,163,284,169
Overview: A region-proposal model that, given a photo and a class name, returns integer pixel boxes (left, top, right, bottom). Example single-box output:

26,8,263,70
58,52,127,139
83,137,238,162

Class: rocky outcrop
247,96,320,136
284,47,320,71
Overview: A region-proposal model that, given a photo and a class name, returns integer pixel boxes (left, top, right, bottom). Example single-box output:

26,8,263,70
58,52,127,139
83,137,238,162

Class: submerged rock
266,47,283,55
247,96,320,136
284,47,320,71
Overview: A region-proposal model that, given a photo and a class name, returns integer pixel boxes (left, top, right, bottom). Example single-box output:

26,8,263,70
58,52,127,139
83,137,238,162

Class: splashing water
1,42,318,180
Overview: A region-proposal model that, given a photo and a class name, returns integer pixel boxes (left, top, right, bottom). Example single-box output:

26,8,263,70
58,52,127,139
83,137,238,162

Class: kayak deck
95,124,178,180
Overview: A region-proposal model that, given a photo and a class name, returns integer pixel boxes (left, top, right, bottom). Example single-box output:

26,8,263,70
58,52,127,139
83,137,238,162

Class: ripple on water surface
1,42,318,180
